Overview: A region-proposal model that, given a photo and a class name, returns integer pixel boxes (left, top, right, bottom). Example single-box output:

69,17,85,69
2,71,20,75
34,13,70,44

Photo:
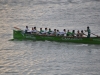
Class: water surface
0,0,100,75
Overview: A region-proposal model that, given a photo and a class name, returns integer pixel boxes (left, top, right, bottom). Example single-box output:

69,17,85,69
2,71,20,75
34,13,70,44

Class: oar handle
91,33,99,37
13,27,21,30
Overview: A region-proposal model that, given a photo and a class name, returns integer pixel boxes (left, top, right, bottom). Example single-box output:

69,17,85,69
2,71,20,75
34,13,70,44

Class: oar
91,33,99,37
83,33,88,37
13,27,21,30
84,30,99,37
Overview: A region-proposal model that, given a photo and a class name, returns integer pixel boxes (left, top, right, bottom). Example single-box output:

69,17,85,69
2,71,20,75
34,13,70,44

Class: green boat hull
13,30,100,44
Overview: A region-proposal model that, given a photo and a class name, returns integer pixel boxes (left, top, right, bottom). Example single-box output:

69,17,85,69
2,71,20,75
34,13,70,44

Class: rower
56,30,60,36
44,28,48,35
72,30,76,37
80,30,85,37
39,28,44,34
67,30,72,37
48,28,53,35
62,29,66,36
76,30,81,37
25,26,30,34
52,29,56,36
57,29,66,36
58,29,66,36
33,27,37,33
31,27,37,34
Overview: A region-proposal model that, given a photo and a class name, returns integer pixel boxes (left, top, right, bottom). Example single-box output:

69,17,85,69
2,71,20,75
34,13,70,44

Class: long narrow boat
13,29,100,44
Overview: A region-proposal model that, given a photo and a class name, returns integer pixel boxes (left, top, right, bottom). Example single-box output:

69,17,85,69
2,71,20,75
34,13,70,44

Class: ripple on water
0,0,100,75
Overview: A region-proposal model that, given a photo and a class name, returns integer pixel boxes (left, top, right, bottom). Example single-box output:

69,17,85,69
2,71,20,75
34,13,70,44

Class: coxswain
86,26,91,38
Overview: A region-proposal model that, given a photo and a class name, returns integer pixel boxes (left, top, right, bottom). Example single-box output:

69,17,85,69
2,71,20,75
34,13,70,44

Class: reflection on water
0,41,100,75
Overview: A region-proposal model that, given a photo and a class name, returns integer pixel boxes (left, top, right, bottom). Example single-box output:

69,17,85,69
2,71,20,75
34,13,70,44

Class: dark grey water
0,0,100,75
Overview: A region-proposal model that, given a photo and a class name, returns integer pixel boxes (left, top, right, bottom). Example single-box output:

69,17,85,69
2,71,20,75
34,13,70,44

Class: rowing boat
13,29,100,44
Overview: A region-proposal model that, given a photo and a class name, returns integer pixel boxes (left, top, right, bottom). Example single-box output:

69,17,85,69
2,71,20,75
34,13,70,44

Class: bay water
0,0,100,75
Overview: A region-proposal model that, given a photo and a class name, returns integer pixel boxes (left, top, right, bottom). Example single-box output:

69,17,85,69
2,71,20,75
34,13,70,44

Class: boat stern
13,30,24,40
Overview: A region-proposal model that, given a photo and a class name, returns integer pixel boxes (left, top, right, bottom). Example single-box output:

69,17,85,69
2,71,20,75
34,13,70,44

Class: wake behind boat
12,27,100,44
